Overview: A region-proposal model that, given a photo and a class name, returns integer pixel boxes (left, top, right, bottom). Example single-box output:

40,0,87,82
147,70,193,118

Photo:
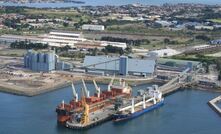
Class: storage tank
119,56,128,76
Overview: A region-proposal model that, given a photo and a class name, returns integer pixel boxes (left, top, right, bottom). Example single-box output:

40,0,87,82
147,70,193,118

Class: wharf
208,95,221,117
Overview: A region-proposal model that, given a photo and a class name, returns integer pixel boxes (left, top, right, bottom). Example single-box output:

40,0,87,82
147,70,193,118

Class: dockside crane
93,80,101,98
82,79,90,98
71,83,78,102
108,75,115,91
80,88,89,125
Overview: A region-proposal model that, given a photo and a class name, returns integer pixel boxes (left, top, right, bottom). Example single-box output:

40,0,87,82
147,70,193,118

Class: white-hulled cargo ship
113,85,164,122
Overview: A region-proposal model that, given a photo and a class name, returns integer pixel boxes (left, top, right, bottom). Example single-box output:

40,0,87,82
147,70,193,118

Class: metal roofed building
82,24,105,31
83,56,156,77
157,58,202,72
42,31,87,47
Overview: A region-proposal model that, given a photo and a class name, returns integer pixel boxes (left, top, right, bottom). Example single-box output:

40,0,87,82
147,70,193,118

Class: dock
63,67,202,130
159,68,192,96
208,95,221,117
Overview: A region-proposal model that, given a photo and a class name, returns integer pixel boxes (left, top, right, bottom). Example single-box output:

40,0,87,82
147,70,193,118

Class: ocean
0,0,221,8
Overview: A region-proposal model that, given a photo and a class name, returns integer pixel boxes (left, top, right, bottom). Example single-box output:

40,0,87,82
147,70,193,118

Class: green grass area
206,51,221,57
0,49,27,57
209,19,221,23
170,54,217,64
23,9,91,22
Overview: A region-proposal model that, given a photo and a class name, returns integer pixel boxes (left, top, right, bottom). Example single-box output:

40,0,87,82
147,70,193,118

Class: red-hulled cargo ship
56,77,132,124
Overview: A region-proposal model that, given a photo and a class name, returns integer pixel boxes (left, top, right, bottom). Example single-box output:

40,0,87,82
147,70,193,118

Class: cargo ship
112,85,164,122
56,77,132,125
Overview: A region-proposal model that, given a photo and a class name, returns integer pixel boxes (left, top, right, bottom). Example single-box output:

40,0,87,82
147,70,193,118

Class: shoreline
0,78,220,97
0,80,71,97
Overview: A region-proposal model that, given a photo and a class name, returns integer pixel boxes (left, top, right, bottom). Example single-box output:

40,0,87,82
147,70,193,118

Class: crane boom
93,80,101,98
82,79,90,98
71,83,78,102
108,75,115,91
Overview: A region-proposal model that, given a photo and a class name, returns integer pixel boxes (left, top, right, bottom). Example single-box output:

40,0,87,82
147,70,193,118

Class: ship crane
62,100,65,109
80,88,89,125
108,75,115,91
82,79,90,98
93,80,101,98
119,78,126,87
119,97,155,112
131,98,135,114
71,83,78,102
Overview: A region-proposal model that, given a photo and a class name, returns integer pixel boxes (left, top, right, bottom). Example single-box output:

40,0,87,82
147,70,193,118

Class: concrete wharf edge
208,95,221,117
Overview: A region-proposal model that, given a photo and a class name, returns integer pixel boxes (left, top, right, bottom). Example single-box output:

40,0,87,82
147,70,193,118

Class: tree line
10,41,49,49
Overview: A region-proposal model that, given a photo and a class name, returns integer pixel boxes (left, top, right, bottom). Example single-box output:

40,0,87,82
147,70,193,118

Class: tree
92,48,98,56
164,38,170,44
63,22,69,27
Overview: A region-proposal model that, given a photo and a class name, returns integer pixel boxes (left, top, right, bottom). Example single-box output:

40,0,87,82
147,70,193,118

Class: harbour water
0,83,221,134
0,0,221,8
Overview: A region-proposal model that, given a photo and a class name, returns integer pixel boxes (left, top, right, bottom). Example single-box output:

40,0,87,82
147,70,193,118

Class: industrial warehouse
0,31,127,49
83,56,156,77
23,49,202,77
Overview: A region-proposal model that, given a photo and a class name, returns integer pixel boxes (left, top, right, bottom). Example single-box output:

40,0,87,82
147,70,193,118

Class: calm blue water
0,0,221,8
0,83,221,134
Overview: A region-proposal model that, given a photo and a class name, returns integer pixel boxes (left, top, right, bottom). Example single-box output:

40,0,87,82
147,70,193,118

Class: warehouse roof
83,56,156,74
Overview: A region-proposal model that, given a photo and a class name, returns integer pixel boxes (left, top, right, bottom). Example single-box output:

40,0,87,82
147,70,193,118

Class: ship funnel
93,80,101,98
71,83,78,102
82,79,89,98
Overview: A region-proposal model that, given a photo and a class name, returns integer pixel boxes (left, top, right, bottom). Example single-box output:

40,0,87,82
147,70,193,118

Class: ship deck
66,105,115,129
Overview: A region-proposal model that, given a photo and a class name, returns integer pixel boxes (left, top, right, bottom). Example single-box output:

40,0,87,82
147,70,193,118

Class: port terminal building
83,56,156,77
24,50,72,72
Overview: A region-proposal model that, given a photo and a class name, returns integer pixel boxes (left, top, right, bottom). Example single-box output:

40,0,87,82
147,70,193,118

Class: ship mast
93,79,101,98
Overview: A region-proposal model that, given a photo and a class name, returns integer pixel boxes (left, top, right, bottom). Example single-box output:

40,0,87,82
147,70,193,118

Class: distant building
194,25,214,30
24,50,56,72
157,58,202,72
82,24,105,31
56,61,73,71
210,39,221,45
83,56,156,77
42,31,87,47
154,20,172,27
148,48,181,57
101,41,127,49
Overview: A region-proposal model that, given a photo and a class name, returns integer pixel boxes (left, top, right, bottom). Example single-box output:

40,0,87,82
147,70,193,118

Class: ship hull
113,100,164,122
